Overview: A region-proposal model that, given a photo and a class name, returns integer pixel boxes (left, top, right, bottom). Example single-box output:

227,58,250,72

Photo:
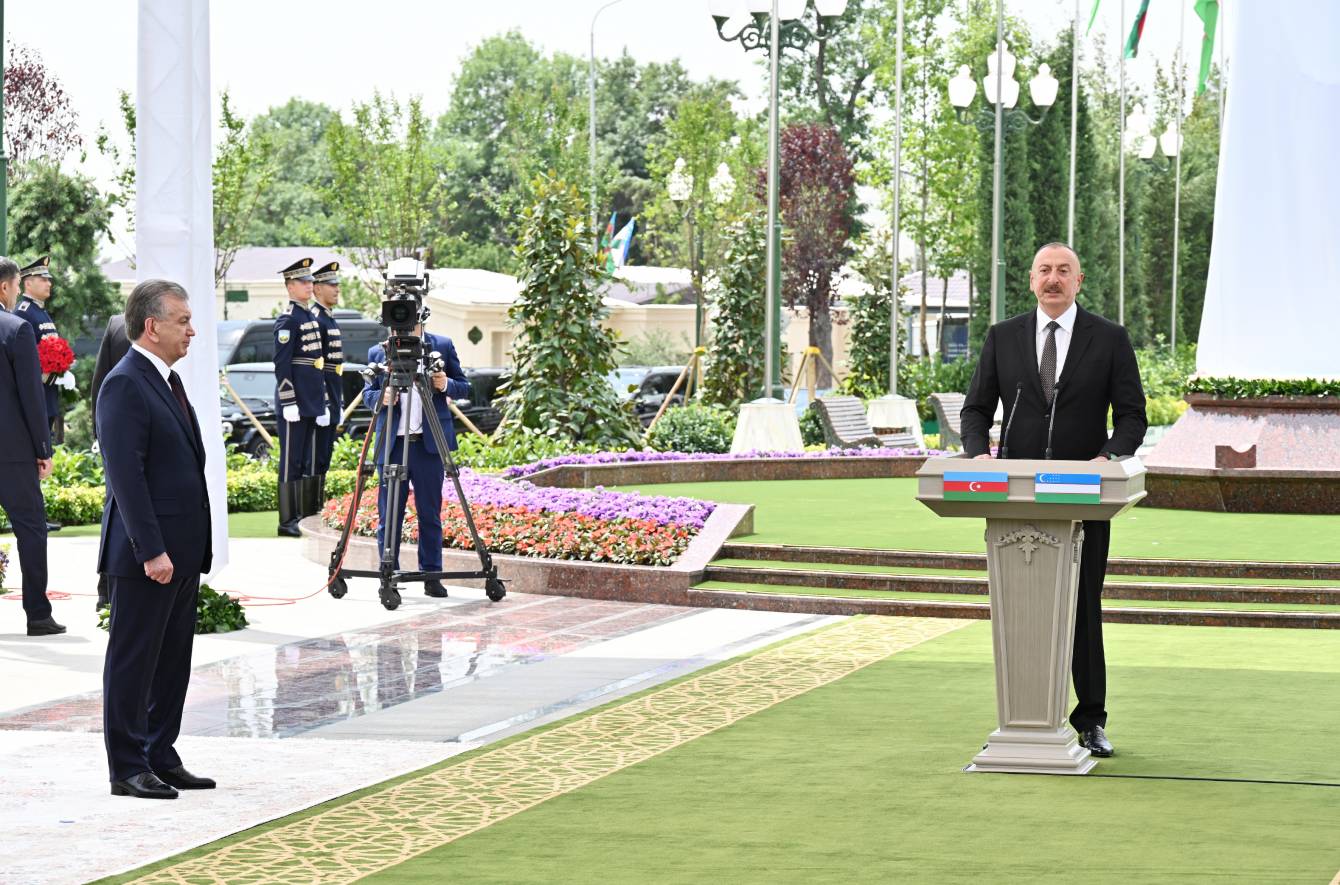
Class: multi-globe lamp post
948,39,1058,326
709,0,849,399
668,157,736,350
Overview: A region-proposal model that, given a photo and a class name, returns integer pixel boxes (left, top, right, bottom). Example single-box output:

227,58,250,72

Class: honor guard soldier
274,257,329,537
309,261,344,511
15,256,64,432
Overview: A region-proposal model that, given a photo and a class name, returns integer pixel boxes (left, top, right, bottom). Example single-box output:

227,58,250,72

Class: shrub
1136,340,1197,399
647,404,736,454
99,584,247,634
62,401,95,451
45,485,105,525
329,435,364,471
1185,376,1340,398
227,471,277,512
1146,395,1189,427
799,404,825,446
454,428,597,473
46,445,104,487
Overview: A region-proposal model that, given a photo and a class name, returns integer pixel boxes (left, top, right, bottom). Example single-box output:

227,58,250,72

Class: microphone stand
999,382,1023,460
1044,381,1064,460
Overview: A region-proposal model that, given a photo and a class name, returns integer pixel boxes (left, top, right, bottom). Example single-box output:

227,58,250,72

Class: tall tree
3,43,81,178
703,212,767,407
95,90,137,262
768,123,856,387
214,91,275,286
499,174,640,447
244,99,344,246
324,93,442,312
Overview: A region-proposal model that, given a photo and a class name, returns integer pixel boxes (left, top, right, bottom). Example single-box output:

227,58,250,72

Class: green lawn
2,510,284,542
620,477,1340,563
362,621,1340,884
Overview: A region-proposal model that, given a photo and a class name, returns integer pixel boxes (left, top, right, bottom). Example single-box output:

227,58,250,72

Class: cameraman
362,323,471,598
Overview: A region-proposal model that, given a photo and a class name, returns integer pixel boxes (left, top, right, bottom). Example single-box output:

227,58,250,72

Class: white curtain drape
136,0,228,576
1196,0,1340,380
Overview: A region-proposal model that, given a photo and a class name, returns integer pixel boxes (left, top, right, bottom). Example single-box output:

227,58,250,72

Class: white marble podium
915,455,1146,774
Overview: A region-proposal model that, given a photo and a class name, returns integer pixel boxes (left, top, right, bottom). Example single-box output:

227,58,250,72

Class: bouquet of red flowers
37,336,75,381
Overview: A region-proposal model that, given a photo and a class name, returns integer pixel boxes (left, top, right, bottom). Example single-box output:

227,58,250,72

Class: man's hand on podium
974,453,992,460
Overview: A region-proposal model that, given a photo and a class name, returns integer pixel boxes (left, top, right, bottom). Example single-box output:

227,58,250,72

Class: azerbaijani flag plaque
943,471,1010,502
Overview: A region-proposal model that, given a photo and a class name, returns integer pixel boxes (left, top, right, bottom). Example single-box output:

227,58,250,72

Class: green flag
1194,0,1220,95
1123,0,1151,59
1085,0,1102,34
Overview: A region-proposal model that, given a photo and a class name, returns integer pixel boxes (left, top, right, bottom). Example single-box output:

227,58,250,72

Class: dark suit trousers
1071,519,1110,731
0,462,50,621
103,571,199,782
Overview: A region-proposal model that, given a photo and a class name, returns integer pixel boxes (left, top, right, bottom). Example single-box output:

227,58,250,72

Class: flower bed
321,469,712,566
501,446,941,480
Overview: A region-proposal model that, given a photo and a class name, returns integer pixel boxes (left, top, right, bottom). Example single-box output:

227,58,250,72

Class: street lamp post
1129,103,1184,348
947,36,1058,326
669,157,735,350
710,0,849,399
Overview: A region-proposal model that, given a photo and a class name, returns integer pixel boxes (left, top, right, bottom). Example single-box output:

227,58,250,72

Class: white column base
968,726,1095,775
866,394,924,447
730,398,804,454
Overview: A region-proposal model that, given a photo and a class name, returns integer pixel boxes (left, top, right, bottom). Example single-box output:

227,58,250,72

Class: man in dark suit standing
961,242,1147,758
97,279,215,800
0,257,63,636
362,326,470,598
90,314,132,612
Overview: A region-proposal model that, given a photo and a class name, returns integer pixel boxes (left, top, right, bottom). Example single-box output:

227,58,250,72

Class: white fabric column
136,0,228,576
1196,1,1340,380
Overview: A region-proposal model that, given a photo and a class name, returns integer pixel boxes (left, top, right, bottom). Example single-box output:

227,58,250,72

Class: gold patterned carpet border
127,616,967,885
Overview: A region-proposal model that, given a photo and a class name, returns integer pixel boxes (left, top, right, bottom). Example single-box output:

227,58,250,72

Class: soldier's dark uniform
14,256,62,430
310,262,345,507
274,258,328,536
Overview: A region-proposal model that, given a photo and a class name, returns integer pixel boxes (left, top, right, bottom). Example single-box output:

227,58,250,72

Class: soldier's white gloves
315,412,331,427
283,405,301,423
58,371,76,390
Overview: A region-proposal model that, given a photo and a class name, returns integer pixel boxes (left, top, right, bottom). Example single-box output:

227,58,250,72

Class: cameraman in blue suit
362,324,470,598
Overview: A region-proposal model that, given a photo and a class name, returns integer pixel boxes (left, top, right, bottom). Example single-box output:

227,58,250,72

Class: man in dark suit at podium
961,242,1147,758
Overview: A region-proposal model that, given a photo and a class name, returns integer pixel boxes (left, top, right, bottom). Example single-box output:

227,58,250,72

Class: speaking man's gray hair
125,279,189,341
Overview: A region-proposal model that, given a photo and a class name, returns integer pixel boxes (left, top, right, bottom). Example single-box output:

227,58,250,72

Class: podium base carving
968,726,1095,775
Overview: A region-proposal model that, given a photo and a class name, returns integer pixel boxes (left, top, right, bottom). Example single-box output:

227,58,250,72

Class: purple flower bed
444,469,715,530
501,446,943,480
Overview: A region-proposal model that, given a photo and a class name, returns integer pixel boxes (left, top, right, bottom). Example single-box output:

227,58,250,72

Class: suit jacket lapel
1017,311,1045,401
1057,306,1094,390
133,353,203,463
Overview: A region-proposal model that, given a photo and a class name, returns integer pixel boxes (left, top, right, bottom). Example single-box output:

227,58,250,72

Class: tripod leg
374,387,409,611
417,376,506,602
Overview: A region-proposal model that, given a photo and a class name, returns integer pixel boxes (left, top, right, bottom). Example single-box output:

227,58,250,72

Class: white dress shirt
1035,301,1078,377
394,385,424,436
131,343,172,384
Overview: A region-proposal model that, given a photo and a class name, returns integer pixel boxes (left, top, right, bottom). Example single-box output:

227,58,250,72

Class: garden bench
814,396,919,449
930,392,1001,451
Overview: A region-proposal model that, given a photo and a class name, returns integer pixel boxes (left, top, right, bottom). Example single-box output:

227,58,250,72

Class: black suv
616,366,687,427
216,310,386,368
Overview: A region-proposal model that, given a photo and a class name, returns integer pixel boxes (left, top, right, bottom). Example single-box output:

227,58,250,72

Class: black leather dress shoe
111,772,178,799
424,581,449,598
154,765,216,790
46,521,61,533
1080,725,1114,757
27,616,67,636
96,596,109,612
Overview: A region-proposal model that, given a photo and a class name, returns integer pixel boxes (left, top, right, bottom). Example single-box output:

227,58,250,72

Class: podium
915,455,1146,774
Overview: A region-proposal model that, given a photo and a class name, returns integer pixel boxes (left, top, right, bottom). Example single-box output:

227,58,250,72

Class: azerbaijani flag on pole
1034,472,1103,504
1123,0,1152,59
1194,0,1220,95
943,471,1009,502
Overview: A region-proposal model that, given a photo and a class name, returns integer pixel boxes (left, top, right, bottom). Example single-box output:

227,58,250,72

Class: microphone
999,382,1023,460
1045,381,1064,460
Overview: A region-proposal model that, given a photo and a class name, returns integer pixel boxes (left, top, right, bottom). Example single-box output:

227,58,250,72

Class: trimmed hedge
1185,376,1340,399
647,404,736,454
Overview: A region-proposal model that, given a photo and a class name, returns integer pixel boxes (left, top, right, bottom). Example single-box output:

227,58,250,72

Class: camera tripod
326,339,505,610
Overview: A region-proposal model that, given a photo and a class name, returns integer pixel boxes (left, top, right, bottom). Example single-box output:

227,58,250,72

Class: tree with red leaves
759,122,856,388
4,43,82,178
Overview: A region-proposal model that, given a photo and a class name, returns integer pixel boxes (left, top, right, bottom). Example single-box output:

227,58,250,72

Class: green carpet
363,622,1340,884
620,477,1340,562
709,558,1340,588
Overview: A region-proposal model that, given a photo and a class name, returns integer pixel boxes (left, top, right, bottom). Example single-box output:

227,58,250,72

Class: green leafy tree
244,99,345,246
703,212,767,406
7,163,120,333
497,174,640,448
94,90,136,259
842,231,905,398
324,93,442,313
214,91,275,285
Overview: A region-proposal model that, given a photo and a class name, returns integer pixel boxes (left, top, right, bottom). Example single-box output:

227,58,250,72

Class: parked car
217,310,386,368
219,361,373,459
457,367,508,436
626,366,688,427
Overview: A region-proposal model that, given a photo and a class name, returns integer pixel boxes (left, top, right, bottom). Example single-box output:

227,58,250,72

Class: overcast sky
9,0,1223,257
